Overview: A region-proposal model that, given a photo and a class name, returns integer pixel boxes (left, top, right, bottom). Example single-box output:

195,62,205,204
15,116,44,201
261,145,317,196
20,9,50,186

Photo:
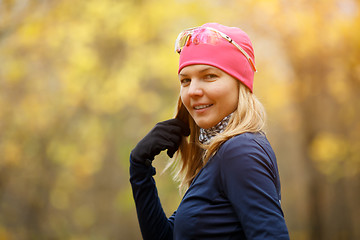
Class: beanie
177,23,256,92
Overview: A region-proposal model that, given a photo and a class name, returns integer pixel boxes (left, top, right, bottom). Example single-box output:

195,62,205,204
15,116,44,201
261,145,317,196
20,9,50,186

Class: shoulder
219,132,272,156
216,132,277,173
216,132,280,194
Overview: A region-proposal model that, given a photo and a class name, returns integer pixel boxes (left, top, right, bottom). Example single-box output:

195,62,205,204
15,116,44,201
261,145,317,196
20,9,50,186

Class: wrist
130,151,153,167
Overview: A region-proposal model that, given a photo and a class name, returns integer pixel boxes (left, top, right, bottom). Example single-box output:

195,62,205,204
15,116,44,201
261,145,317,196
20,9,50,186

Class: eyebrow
179,66,217,76
199,67,216,73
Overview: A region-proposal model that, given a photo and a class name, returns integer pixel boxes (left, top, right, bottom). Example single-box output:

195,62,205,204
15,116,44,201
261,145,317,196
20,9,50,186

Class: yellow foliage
310,133,347,163
309,132,350,177
1,141,21,166
1,60,25,83
17,20,42,45
73,205,95,229
50,188,69,210
136,91,162,114
0,226,12,240
115,188,135,212
327,74,350,104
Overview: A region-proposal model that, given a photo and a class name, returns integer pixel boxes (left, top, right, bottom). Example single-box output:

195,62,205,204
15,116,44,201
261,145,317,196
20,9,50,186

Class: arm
129,119,189,240
219,134,289,240
130,157,174,240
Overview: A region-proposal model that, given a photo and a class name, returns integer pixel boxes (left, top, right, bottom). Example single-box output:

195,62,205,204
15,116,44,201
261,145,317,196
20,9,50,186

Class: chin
195,120,217,129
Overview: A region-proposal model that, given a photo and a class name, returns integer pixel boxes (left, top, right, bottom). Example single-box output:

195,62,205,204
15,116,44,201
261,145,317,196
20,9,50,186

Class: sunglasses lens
179,34,190,50
176,31,191,53
176,28,221,53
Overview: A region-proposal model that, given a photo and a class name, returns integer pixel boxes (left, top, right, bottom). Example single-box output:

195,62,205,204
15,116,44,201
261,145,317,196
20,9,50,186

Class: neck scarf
199,114,232,144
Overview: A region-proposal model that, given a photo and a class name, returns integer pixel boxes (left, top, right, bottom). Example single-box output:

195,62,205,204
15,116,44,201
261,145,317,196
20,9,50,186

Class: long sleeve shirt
130,132,290,239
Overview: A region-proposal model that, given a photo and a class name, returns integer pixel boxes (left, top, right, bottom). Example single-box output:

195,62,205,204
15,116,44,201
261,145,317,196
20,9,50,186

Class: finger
167,149,176,158
152,131,180,157
165,132,182,145
156,120,188,138
165,118,190,136
174,118,190,136
167,142,180,158
153,135,180,152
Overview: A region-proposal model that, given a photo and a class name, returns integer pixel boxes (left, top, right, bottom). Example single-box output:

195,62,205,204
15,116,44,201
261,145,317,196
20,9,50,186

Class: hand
131,118,190,166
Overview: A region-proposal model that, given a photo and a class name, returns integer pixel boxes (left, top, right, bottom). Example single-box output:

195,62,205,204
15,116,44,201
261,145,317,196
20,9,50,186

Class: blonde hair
167,83,266,192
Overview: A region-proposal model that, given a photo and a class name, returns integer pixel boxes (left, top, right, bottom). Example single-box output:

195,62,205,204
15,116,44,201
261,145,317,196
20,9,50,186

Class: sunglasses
175,26,257,72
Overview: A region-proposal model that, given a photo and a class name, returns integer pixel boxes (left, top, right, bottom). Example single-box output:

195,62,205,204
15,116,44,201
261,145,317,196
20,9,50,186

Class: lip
192,103,213,112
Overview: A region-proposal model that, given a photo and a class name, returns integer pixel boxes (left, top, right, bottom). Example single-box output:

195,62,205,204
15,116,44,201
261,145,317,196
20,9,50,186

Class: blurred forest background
0,0,359,239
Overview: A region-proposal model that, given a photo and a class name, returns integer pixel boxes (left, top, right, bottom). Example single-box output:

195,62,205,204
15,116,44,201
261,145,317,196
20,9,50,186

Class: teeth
194,104,212,110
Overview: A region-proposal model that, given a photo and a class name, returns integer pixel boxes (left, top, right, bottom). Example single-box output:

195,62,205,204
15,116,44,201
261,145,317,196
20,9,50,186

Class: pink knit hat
177,23,256,92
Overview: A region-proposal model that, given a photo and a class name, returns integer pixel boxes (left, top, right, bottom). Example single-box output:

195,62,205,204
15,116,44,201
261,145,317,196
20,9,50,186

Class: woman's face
179,65,239,129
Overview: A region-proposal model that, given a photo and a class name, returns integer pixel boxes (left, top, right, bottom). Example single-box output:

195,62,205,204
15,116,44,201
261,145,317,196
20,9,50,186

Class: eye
204,74,218,80
180,78,191,86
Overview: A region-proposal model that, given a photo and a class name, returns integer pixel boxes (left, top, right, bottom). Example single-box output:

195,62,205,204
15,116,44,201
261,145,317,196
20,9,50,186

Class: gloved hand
131,118,190,166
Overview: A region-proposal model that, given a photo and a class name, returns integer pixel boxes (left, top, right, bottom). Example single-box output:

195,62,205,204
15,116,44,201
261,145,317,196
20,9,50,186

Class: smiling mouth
194,104,213,110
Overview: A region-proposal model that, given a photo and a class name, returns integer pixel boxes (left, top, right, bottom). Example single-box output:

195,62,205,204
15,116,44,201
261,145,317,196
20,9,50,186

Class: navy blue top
130,132,289,239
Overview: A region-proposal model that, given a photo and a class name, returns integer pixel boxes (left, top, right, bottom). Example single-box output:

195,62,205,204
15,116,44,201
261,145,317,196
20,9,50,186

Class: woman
130,23,289,239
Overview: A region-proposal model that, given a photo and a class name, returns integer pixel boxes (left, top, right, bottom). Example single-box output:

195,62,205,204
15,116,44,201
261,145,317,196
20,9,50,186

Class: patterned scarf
199,114,232,144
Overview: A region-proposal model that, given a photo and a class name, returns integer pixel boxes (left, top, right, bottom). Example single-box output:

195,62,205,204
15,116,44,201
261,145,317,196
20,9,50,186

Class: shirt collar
199,113,232,144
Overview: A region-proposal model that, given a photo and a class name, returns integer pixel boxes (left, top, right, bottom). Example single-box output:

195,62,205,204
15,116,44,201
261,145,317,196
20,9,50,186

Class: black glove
131,118,190,166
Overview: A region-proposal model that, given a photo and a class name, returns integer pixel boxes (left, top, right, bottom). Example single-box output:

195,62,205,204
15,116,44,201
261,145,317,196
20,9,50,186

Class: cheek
218,86,239,110
180,90,190,108
212,86,236,102
229,89,239,109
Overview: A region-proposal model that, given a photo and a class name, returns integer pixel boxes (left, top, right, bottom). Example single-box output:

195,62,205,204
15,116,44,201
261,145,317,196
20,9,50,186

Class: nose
187,80,204,97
